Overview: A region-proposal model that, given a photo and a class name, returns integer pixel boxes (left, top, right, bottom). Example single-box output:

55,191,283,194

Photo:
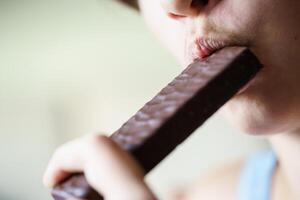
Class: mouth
187,37,257,95
195,37,230,60
186,37,233,64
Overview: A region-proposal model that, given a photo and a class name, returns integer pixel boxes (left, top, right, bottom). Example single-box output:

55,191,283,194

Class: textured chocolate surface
52,47,262,200
52,174,102,200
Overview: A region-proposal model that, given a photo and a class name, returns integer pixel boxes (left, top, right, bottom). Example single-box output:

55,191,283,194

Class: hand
43,134,156,200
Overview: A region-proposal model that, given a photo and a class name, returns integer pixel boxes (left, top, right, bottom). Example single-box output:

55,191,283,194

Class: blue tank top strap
238,150,277,200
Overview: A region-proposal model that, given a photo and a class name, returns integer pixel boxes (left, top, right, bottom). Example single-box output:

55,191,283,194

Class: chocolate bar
52,47,262,200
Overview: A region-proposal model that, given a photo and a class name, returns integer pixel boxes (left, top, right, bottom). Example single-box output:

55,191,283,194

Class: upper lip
188,37,233,61
186,36,230,64
195,37,229,59
186,35,250,65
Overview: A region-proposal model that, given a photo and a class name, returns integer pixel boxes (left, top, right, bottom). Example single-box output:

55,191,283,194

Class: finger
165,187,186,200
82,135,154,199
43,134,156,199
43,138,86,187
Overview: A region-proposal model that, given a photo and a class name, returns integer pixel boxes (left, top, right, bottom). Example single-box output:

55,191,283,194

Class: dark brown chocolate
52,47,262,200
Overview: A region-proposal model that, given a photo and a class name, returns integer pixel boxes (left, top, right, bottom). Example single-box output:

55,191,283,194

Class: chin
221,95,292,136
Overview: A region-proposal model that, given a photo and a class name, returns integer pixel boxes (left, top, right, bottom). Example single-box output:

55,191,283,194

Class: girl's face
137,0,300,135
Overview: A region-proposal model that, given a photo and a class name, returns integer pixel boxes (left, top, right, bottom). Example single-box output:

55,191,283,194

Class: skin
43,0,300,199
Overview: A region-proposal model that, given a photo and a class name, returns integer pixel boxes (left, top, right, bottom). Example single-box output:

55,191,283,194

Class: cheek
222,83,300,135
210,0,266,41
138,0,186,64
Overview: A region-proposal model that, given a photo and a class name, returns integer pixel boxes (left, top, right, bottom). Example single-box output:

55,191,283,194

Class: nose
161,0,208,18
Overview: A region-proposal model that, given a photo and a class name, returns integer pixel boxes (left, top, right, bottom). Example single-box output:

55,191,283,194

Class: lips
195,37,229,59
185,36,232,64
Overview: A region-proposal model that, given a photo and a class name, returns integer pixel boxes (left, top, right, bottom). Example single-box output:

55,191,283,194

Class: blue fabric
238,151,277,200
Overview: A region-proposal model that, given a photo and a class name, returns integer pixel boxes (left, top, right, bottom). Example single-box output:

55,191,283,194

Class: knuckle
52,145,65,158
84,134,113,150
51,139,77,160
86,134,109,144
50,148,65,164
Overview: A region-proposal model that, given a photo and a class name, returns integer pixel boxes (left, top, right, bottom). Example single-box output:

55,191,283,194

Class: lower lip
196,38,228,59
198,46,211,58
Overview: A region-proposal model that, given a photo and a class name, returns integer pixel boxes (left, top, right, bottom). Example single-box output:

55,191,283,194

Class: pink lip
195,37,228,59
186,37,229,65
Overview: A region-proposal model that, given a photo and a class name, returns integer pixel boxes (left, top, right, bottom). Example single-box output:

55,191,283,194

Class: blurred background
0,0,267,199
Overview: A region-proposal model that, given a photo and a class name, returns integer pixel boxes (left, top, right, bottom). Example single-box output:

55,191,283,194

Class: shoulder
169,158,246,200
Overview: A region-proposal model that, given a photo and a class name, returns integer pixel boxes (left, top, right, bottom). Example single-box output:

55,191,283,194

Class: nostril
168,12,187,19
191,0,209,9
164,0,210,20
